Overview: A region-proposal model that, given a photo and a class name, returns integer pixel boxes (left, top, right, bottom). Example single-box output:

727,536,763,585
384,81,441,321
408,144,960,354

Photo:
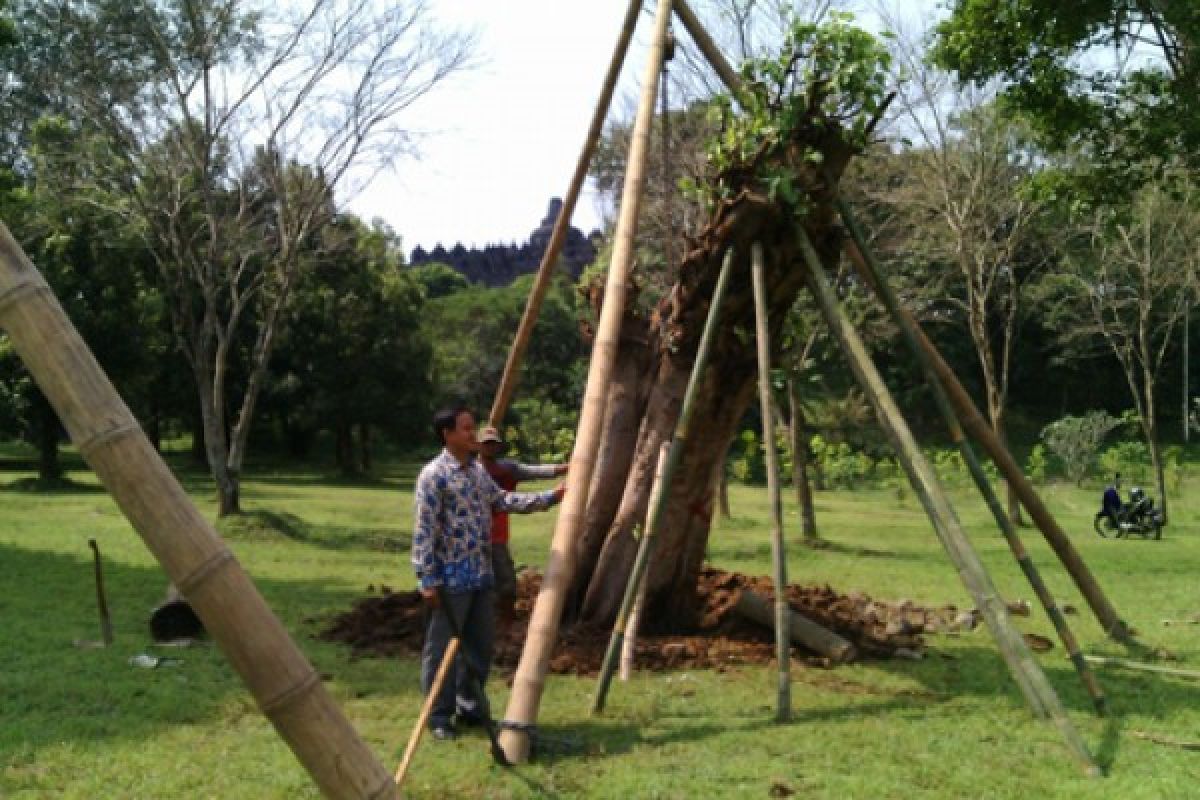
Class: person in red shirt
477,425,567,633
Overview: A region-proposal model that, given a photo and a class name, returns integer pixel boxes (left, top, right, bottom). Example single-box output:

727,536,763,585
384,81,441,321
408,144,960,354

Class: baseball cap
478,425,503,444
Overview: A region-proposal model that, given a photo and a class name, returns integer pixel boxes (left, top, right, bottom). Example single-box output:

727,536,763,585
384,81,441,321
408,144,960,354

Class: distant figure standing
412,407,564,740
476,424,568,633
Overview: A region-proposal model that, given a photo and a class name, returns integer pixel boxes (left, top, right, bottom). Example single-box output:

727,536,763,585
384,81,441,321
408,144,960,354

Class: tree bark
788,378,818,541
570,194,848,628
34,391,62,482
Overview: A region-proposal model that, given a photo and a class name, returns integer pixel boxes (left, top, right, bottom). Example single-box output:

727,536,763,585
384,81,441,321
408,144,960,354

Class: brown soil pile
318,566,974,675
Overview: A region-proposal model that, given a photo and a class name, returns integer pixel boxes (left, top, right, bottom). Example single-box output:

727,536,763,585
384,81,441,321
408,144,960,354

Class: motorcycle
1093,484,1164,539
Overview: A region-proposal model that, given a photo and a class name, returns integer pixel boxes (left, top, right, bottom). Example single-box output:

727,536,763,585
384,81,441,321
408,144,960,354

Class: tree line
0,0,1197,541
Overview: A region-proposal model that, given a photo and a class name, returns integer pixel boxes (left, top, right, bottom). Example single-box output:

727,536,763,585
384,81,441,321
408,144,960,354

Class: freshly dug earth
318,566,983,676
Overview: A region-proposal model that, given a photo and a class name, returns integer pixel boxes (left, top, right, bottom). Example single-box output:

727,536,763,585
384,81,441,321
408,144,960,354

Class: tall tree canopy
932,0,1200,185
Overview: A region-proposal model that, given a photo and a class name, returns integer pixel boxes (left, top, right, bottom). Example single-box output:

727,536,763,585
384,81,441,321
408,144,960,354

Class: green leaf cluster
689,13,891,213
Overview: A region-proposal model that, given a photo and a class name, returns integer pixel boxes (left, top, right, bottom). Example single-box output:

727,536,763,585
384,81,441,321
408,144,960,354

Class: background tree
270,215,430,471
866,15,1051,525
932,0,1199,187
1041,177,1200,521
18,0,474,515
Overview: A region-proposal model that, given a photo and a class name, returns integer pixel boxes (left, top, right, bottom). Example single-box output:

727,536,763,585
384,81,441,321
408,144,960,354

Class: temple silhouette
409,198,602,287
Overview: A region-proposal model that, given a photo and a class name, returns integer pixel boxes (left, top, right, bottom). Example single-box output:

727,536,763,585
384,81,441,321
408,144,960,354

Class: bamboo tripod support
0,224,398,799
498,0,677,764
751,242,792,722
488,0,645,428
836,201,1107,715
840,230,1136,646
592,247,737,713
795,229,1100,777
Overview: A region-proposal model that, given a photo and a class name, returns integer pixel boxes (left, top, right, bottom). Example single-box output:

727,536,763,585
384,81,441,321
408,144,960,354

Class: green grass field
3,451,1200,799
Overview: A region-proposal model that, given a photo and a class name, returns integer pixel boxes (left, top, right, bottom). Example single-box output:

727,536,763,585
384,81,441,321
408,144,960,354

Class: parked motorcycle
1094,484,1164,539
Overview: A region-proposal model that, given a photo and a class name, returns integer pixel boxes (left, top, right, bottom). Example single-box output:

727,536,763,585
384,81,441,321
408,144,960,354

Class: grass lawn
2,450,1200,799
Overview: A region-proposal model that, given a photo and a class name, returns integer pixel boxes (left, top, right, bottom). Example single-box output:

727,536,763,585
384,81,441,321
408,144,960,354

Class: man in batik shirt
412,406,564,740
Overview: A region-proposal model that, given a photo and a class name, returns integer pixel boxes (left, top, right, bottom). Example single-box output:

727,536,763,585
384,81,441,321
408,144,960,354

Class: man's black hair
432,405,473,444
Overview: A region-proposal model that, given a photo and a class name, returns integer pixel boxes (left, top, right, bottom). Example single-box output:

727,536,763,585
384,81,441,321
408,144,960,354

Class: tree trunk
334,424,354,474
717,462,731,519
569,193,847,629
788,378,818,541
34,391,62,482
357,422,372,473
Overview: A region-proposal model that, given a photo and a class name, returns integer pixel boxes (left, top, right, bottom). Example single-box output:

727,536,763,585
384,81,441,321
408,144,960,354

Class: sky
344,1,939,256
345,1,646,254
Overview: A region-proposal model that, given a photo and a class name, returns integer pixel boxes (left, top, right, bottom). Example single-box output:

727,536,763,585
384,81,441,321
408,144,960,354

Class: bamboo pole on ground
751,241,791,722
1083,655,1200,680
838,231,1136,646
499,0,677,763
796,229,1100,776
619,442,670,682
0,223,396,800
592,246,738,712
733,590,856,663
488,0,644,428
836,204,1106,716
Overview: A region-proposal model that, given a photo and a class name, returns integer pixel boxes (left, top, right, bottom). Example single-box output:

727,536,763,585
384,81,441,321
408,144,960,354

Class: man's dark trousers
421,587,495,729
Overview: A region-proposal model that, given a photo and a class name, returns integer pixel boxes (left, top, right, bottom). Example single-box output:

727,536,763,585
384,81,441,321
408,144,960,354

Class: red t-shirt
484,459,517,545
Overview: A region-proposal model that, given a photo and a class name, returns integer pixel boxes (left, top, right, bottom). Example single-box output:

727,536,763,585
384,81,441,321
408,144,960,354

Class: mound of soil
317,567,972,675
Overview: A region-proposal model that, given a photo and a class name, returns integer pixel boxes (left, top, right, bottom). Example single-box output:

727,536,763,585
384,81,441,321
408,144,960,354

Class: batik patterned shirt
412,450,559,592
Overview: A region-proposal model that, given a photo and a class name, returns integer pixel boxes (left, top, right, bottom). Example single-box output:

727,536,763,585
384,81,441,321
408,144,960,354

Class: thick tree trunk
570,191,848,629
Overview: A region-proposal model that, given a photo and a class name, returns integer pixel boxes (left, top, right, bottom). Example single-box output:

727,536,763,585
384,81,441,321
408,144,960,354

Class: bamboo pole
619,443,670,682
499,0,677,763
796,229,1100,776
488,0,644,428
836,204,1106,715
393,639,460,787
837,228,1136,646
751,241,791,722
671,0,745,103
1084,655,1200,680
0,223,396,799
734,589,856,663
592,246,738,713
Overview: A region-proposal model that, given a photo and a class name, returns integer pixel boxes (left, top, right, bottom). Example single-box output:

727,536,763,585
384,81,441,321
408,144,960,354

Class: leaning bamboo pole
836,201,1106,715
498,0,677,764
838,232,1136,646
796,229,1100,776
0,223,396,800
619,442,670,682
592,247,737,713
751,241,792,722
488,0,644,428
671,0,745,103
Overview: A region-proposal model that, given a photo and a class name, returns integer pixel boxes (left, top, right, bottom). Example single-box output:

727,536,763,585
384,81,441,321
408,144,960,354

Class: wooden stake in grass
751,241,791,722
488,0,645,429
796,227,1100,777
499,0,678,764
0,222,397,799
88,538,114,647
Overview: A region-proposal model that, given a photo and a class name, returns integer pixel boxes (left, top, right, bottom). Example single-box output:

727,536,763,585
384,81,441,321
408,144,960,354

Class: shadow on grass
0,475,107,493
0,541,388,759
217,510,408,553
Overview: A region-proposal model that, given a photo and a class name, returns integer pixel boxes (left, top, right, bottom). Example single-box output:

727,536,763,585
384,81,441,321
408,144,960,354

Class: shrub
1040,411,1121,485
